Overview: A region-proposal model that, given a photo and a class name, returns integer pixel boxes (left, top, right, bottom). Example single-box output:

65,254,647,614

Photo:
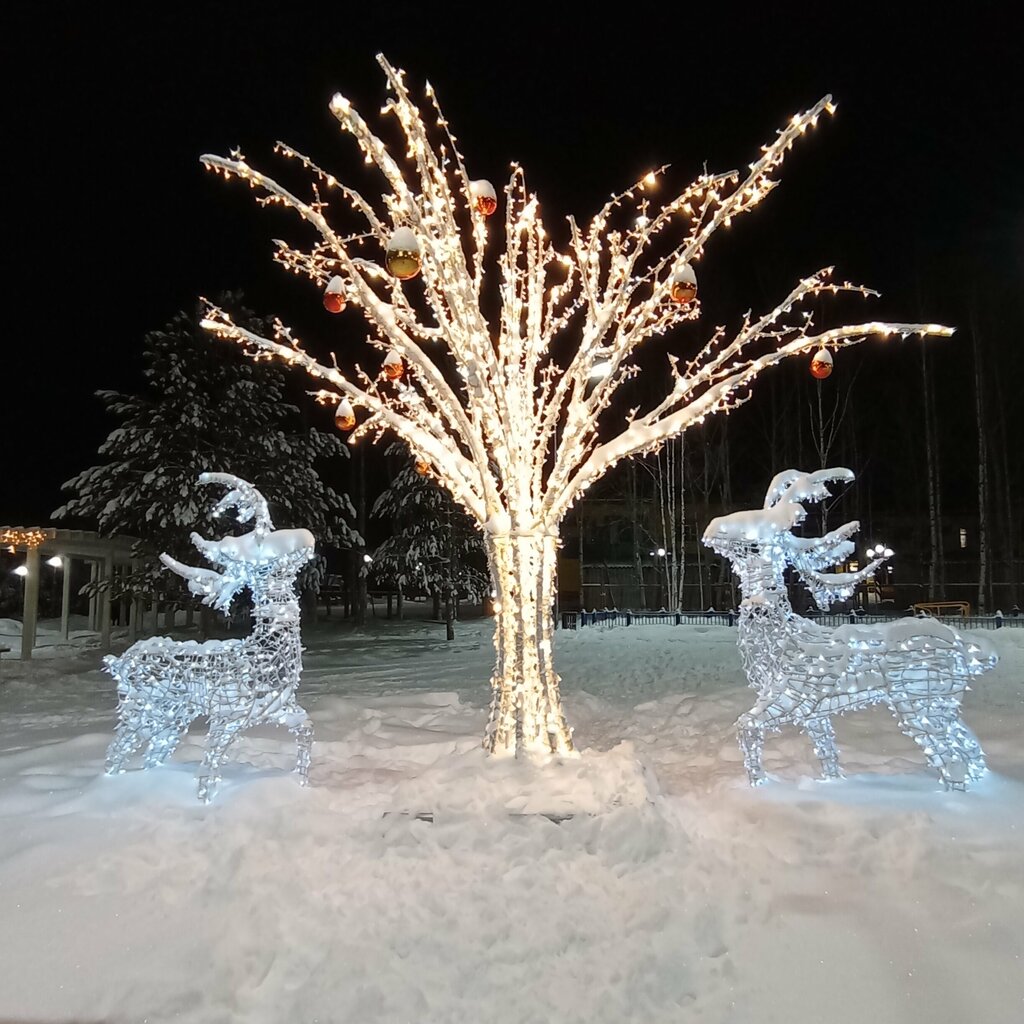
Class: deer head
703,468,886,609
160,474,316,612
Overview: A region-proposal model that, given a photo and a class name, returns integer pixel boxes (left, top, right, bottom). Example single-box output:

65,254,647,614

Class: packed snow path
1,620,1022,1023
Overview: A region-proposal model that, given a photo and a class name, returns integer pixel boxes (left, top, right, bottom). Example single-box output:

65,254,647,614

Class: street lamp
866,544,895,586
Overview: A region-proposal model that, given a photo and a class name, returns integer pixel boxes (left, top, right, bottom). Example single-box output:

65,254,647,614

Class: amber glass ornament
335,399,356,431
383,350,404,381
670,263,697,305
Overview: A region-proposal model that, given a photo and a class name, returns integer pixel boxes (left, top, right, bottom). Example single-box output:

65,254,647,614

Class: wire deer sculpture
105,473,316,802
703,468,996,790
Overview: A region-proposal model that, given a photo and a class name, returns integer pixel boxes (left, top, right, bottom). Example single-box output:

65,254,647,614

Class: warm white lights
47,555,64,568
200,56,951,759
105,474,315,802
704,468,995,790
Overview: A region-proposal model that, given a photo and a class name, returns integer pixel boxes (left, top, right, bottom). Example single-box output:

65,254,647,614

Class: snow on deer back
104,473,316,802
703,467,996,790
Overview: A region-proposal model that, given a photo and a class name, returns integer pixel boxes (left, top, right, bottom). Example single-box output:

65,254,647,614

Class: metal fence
561,609,1024,631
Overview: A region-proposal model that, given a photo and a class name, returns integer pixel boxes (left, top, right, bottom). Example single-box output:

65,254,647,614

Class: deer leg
142,718,188,768
106,716,148,774
196,720,243,803
803,715,842,780
737,712,768,786
290,716,314,786
892,698,973,791
946,717,986,784
141,704,195,768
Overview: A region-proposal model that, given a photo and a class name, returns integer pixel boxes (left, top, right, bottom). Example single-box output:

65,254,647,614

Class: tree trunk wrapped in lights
198,55,951,758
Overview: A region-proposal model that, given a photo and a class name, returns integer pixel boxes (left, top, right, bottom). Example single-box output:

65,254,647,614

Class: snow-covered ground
1,616,1022,1023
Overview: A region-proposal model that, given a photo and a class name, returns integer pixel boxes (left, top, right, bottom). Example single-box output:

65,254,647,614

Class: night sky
3,4,1021,525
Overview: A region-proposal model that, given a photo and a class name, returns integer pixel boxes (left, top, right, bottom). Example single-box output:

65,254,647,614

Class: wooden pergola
1,527,143,660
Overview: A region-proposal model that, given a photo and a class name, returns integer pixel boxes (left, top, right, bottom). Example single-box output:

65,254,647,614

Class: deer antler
764,467,854,509
160,553,243,612
198,473,274,539
768,466,887,609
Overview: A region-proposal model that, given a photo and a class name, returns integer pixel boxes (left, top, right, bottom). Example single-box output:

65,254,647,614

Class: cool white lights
47,555,64,568
12,565,28,578
703,468,995,790
105,474,316,802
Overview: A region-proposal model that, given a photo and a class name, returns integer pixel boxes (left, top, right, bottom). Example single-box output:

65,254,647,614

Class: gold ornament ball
386,227,422,281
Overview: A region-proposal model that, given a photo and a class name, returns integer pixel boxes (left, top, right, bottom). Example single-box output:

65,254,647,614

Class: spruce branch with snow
54,296,360,606
372,443,489,607
200,56,950,757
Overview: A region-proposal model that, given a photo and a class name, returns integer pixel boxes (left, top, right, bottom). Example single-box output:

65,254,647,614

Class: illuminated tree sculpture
200,55,950,758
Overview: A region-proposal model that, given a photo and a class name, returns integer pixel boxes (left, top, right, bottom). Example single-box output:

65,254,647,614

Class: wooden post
100,552,114,652
128,559,141,642
88,561,99,631
20,547,41,661
60,555,72,640
119,566,131,632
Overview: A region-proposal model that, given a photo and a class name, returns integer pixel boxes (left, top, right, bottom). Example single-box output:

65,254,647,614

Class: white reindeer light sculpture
105,474,316,802
703,468,996,790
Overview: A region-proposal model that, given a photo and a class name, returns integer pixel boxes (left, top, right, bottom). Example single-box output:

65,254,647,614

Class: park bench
913,601,971,617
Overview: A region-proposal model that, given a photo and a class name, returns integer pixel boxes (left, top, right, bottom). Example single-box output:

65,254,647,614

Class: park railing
561,609,1023,631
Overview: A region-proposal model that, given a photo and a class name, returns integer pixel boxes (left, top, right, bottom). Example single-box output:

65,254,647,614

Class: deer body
704,469,995,790
105,476,315,802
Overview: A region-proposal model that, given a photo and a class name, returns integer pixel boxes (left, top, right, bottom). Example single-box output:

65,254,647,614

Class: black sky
2,3,1021,523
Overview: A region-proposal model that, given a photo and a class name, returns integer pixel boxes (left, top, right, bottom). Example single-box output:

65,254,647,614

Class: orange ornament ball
415,460,431,476
323,275,346,313
470,179,498,217
810,349,834,380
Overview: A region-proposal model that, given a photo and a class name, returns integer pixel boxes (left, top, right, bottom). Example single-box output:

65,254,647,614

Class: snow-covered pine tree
54,296,360,609
371,443,488,621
